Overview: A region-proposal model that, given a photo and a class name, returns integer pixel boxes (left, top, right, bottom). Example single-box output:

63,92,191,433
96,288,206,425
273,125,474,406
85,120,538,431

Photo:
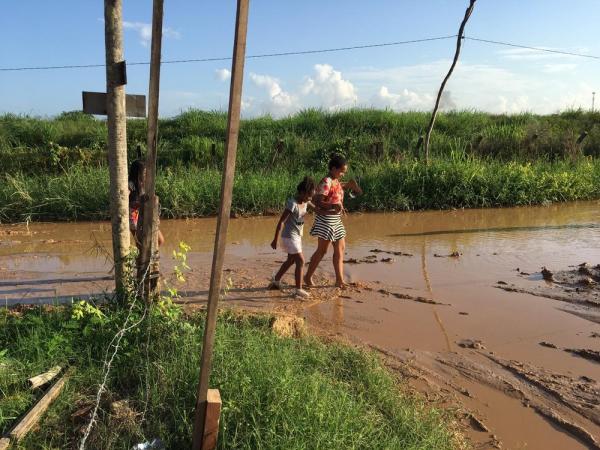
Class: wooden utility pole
191,0,250,448
104,0,131,295
423,0,476,164
137,0,164,299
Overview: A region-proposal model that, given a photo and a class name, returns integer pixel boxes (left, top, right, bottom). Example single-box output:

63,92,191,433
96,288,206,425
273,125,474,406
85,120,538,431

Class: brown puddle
1,201,600,449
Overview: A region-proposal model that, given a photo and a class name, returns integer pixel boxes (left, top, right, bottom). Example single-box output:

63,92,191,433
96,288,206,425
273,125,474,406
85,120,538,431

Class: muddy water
1,201,600,449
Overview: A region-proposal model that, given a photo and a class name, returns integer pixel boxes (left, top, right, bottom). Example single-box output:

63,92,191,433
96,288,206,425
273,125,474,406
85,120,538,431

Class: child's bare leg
332,238,346,288
158,230,165,247
304,238,330,286
275,254,295,281
293,253,305,289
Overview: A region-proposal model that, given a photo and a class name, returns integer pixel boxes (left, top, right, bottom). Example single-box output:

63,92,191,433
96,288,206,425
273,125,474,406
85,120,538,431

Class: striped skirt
310,214,346,242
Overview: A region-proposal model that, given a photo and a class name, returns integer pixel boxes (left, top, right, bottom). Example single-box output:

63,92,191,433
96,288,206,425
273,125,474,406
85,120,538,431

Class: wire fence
1,34,598,73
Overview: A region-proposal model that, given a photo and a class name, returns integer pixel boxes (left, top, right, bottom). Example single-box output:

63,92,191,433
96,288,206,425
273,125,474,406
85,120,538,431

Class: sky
1,0,600,117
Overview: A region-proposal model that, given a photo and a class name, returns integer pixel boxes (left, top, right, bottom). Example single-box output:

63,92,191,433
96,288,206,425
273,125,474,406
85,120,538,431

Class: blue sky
2,0,600,117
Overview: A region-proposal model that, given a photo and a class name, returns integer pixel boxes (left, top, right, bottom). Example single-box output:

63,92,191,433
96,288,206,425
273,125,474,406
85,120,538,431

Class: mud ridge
495,283,600,308
377,288,450,305
434,352,600,449
484,355,600,426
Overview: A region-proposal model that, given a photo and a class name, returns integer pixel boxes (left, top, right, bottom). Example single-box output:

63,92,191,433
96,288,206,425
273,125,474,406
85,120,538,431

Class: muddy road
2,201,599,449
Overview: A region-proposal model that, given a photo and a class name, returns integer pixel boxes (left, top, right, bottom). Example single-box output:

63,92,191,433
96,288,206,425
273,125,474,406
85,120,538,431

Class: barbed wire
464,36,600,60
78,261,152,450
0,35,458,72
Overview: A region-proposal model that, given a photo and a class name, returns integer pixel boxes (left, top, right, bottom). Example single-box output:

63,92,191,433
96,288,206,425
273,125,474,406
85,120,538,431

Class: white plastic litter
131,438,165,450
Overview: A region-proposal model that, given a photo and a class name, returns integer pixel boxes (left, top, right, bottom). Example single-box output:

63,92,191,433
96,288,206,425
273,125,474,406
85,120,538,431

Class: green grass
1,156,599,222
2,109,600,175
0,305,460,449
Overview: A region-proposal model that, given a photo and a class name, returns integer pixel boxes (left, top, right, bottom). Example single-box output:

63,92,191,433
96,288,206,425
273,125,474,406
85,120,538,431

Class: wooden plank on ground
29,365,62,389
9,371,69,442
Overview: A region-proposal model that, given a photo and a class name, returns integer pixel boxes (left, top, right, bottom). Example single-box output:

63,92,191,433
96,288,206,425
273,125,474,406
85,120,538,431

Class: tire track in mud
367,343,600,450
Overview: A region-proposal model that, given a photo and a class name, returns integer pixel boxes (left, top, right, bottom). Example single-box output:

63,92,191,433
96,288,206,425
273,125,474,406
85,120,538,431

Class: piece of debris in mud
270,315,305,338
339,295,352,299
565,348,600,363
539,341,558,349
497,280,508,285
466,413,489,432
541,266,554,281
459,311,469,315
579,276,597,287
344,255,396,264
457,339,486,350
369,248,413,257
591,332,600,338
433,251,462,258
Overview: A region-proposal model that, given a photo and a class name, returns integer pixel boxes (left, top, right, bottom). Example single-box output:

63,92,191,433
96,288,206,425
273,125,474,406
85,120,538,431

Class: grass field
1,108,600,174
1,157,599,222
1,108,599,223
1,305,460,449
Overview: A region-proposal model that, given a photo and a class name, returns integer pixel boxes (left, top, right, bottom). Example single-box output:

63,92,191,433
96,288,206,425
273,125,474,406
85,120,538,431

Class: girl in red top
305,154,362,289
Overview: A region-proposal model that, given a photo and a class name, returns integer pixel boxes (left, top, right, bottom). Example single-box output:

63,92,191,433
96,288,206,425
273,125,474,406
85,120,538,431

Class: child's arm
313,194,342,215
341,179,363,195
271,209,291,249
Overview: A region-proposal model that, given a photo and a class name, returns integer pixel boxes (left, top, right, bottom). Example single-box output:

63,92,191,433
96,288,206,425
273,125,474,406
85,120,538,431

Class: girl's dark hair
328,153,347,170
297,176,315,194
129,159,146,202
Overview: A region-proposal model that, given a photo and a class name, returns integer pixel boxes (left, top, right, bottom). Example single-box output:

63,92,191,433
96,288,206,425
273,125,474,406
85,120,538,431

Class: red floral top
318,176,344,205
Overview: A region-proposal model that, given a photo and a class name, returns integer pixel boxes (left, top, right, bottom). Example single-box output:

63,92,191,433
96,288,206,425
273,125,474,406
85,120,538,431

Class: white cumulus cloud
249,73,297,116
215,68,231,81
123,21,181,47
372,86,433,111
302,64,357,110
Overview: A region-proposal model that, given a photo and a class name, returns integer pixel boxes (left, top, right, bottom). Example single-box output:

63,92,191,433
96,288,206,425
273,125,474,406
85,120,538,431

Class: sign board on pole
82,91,146,118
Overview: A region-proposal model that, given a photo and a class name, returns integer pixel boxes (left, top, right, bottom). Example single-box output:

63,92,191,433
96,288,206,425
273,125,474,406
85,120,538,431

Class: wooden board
29,365,62,389
202,389,222,450
82,91,146,117
9,372,69,442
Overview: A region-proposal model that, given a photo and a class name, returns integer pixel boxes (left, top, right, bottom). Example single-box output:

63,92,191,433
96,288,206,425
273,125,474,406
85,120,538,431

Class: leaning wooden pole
104,0,130,296
423,0,476,164
137,0,164,298
191,0,249,448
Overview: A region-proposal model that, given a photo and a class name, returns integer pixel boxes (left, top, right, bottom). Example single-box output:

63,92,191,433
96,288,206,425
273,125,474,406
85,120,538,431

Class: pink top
318,176,344,205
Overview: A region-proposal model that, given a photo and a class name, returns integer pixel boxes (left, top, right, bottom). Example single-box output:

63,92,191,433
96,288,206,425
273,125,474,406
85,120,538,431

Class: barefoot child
270,177,316,298
305,154,362,289
128,159,165,249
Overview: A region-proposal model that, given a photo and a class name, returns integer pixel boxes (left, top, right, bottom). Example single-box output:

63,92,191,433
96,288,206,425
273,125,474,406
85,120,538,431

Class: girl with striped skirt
305,154,362,289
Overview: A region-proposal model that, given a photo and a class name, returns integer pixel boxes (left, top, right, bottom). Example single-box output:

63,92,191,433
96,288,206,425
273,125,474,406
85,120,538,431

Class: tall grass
1,306,459,449
1,157,599,222
2,109,600,175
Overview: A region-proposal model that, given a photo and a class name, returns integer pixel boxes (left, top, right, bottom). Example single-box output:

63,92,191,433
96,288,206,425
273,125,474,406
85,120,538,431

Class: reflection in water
421,240,452,352
389,222,600,237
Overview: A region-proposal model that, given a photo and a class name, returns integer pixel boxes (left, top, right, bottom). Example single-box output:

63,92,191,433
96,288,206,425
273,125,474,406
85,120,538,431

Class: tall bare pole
191,0,250,448
423,0,476,164
104,0,130,295
137,0,164,297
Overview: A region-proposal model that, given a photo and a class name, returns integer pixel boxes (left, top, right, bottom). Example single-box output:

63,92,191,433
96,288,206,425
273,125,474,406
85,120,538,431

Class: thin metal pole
191,0,250,448
137,0,164,298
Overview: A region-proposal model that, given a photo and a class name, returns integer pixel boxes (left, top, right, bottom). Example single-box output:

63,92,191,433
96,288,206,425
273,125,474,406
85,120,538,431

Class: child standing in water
270,177,316,298
305,154,362,289
128,159,165,249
